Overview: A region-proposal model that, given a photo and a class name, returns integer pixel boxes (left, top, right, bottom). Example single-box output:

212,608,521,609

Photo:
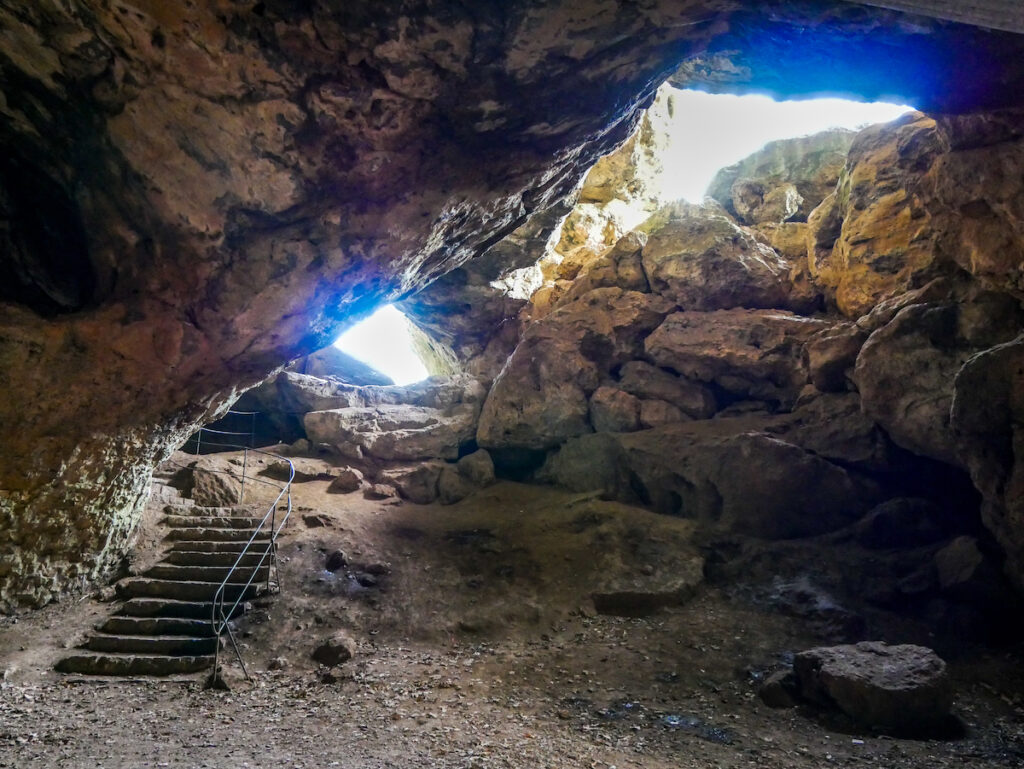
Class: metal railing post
240,447,248,505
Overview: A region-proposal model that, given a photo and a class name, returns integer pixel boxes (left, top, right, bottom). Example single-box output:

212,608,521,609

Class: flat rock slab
793,641,952,735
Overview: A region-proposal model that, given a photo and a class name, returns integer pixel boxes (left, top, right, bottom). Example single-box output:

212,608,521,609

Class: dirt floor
1,453,1023,768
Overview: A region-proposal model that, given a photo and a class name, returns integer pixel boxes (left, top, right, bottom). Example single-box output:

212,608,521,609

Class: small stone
327,467,364,494
311,631,356,667
325,550,347,572
363,483,398,501
268,656,288,671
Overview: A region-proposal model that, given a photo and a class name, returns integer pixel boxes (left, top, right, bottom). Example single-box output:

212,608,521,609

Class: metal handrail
179,414,295,681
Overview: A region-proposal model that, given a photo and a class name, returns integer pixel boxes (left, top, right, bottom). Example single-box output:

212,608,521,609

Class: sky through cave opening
334,89,912,385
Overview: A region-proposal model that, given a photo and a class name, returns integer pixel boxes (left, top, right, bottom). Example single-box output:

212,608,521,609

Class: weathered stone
805,323,867,392
311,632,356,667
478,288,673,450
641,202,791,311
792,642,952,735
190,458,241,508
708,128,856,224
951,333,1024,590
363,484,398,502
589,387,641,433
759,669,799,709
377,463,444,505
304,401,479,462
437,466,476,506
456,450,496,488
638,399,688,429
855,295,1024,468
645,310,827,408
558,231,651,305
541,418,880,539
326,467,364,494
616,361,717,419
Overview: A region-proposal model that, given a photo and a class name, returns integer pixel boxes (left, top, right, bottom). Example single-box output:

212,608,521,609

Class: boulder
288,347,393,385
190,457,241,507
855,498,948,549
456,450,496,488
477,288,673,450
638,399,688,429
589,387,641,433
541,417,880,539
805,323,867,392
326,467,364,494
645,310,827,408
311,632,357,667
855,295,1024,468
951,334,1024,591
640,202,791,310
616,361,716,419
792,642,952,735
304,401,479,461
377,463,444,505
557,231,651,305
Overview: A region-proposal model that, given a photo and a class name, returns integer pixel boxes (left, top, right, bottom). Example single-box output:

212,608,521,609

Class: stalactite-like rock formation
3,1,1024,609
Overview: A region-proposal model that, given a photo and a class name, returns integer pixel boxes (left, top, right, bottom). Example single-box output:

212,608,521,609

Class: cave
2,1,1024,765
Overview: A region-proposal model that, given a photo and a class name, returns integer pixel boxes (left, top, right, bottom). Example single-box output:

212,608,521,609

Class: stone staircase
56,505,273,677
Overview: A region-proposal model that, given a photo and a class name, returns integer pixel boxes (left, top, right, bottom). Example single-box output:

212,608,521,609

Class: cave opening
332,304,430,386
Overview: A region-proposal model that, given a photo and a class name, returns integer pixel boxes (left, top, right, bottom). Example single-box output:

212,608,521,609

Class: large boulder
854,293,1024,468
477,288,673,450
541,414,880,539
951,334,1024,590
639,201,792,310
303,376,485,461
645,310,828,408
792,642,952,735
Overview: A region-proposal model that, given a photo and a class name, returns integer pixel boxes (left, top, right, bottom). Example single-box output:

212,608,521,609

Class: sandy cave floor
1,453,1023,769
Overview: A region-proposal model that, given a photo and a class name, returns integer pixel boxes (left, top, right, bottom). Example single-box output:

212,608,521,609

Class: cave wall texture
2,0,1024,610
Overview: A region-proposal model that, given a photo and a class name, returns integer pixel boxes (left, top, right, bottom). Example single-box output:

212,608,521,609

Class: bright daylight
336,89,911,385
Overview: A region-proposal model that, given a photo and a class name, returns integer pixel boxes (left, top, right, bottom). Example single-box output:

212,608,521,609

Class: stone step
117,598,218,619
85,634,219,656
164,550,268,567
55,653,215,677
169,540,270,553
117,579,263,601
163,515,265,529
166,527,268,542
99,616,215,637
145,564,271,583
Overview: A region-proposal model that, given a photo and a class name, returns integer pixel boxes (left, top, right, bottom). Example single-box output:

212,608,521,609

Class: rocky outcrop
951,334,1024,591
708,128,855,224
477,288,674,450
854,292,1024,468
304,376,485,461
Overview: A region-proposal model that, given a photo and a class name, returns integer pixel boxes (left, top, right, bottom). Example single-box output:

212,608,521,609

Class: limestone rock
616,361,717,420
557,231,650,305
477,288,673,450
951,333,1024,590
708,128,856,224
640,202,791,311
805,323,867,392
326,467,364,494
541,418,880,539
456,450,496,488
645,310,827,408
377,463,444,505
190,458,241,507
638,399,688,429
589,387,641,433
437,467,475,506
792,642,952,735
855,295,1024,467
311,632,356,667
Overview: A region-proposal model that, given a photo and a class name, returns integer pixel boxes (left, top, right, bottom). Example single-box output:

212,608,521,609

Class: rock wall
3,0,1024,608
478,109,1024,588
